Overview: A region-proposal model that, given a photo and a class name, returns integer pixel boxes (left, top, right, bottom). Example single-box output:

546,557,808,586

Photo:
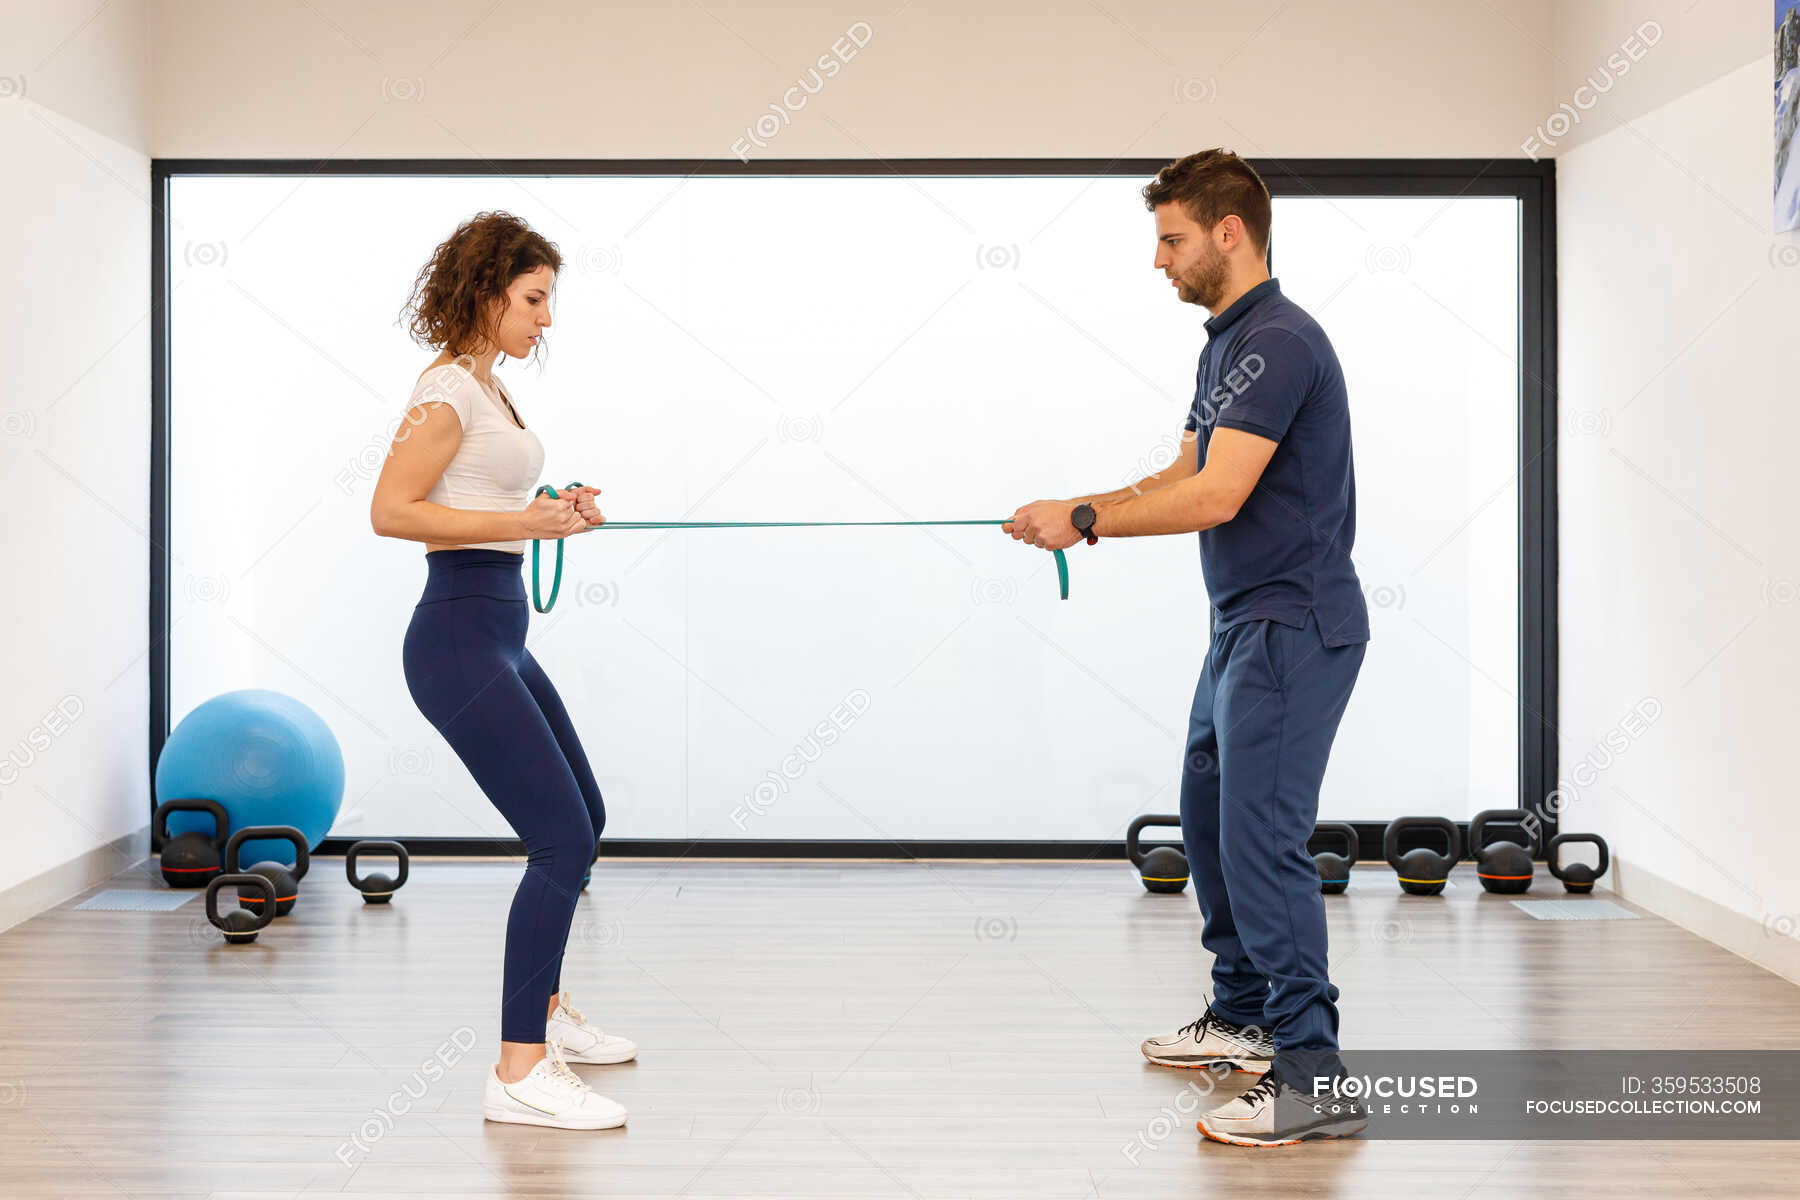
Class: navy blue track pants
1179,610,1363,1084
402,549,605,1044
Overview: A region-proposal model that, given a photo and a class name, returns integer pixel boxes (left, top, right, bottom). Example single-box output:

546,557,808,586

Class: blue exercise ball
156,689,344,870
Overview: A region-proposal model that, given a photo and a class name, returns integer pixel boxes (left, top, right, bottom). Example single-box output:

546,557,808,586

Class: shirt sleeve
1211,327,1313,443
1183,353,1204,433
412,365,475,429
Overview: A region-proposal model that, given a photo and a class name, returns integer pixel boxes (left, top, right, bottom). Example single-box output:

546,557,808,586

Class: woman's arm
369,400,533,544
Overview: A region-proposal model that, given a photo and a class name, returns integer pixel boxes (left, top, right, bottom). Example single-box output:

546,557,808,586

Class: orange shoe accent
1198,1123,1302,1147
1197,1121,1354,1148
1140,1051,1267,1074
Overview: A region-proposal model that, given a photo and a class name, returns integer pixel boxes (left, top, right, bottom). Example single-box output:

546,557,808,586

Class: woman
372,210,635,1130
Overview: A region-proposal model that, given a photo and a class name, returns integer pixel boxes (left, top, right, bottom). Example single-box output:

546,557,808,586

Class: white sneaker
1197,1070,1369,1146
482,1038,628,1129
547,990,638,1065
1140,1003,1275,1074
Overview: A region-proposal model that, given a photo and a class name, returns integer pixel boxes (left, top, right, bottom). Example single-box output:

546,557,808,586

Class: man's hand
1004,500,1083,551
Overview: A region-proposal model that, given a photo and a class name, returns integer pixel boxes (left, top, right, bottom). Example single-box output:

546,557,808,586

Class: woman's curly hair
400,210,564,364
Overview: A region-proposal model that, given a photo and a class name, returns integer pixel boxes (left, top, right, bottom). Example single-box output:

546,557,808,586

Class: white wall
1555,1,1800,968
8,0,1571,902
0,0,153,904
9,0,1792,975
145,0,1554,160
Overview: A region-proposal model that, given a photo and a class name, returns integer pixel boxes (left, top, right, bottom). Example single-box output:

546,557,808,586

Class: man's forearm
1068,466,1188,506
1091,473,1234,537
1069,482,1152,505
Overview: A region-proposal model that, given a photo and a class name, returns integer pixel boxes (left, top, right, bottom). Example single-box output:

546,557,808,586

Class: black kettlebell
1311,823,1359,894
1548,832,1609,894
224,826,310,918
1469,809,1537,894
1383,816,1461,895
345,840,409,904
1126,815,1189,894
204,873,276,944
153,797,229,888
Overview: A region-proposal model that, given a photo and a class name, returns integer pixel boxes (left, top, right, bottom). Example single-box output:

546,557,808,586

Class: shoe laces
557,990,588,1027
1175,999,1219,1039
542,1038,592,1093
1235,1070,1284,1107
1177,999,1274,1053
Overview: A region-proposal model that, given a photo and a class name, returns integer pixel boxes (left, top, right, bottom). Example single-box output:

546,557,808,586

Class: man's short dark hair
1141,149,1272,257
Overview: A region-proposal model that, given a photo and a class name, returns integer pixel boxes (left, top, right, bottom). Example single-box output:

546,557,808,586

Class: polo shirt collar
1203,277,1281,337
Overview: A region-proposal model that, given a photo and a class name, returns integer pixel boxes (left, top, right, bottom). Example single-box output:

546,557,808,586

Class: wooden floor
2,858,1798,1198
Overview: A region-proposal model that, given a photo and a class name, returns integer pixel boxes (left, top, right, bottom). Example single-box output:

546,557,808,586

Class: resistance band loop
528,482,1070,613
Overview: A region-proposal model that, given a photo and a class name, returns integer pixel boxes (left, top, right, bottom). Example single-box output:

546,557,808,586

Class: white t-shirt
412,362,545,553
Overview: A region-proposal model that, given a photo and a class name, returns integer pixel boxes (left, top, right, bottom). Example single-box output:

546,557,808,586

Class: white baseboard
0,827,149,935
1612,855,1800,987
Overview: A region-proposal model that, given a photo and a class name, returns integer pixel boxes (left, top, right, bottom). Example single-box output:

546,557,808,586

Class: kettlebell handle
205,873,275,934
1311,822,1359,866
1469,808,1538,858
345,840,410,891
1383,816,1462,870
1547,832,1609,880
224,825,311,879
153,797,230,849
1125,814,1182,868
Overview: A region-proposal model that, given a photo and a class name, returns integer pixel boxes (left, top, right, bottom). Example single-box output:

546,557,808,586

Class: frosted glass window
1271,197,1521,822
166,174,1521,839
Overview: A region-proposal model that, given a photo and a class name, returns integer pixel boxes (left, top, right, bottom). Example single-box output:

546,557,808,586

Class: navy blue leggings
402,549,605,1044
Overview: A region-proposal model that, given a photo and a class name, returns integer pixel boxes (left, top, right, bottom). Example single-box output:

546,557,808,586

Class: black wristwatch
1071,503,1098,545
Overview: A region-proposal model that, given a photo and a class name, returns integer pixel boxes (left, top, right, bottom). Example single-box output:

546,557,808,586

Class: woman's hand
520,491,589,540
569,485,606,529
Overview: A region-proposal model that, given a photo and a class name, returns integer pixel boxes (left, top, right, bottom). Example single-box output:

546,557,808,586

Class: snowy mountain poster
1779,1,1800,230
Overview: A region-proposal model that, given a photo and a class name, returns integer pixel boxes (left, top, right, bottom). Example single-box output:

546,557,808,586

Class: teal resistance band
528,482,1070,613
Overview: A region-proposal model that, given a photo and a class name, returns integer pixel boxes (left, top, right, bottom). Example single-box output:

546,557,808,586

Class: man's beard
1176,247,1229,310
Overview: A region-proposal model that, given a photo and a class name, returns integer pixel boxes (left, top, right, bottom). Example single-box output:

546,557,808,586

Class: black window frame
148,156,1557,863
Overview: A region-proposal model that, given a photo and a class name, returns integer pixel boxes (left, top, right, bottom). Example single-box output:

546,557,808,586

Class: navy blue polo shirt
1184,277,1368,647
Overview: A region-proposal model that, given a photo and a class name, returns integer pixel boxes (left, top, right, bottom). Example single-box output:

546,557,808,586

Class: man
1005,148,1371,1147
